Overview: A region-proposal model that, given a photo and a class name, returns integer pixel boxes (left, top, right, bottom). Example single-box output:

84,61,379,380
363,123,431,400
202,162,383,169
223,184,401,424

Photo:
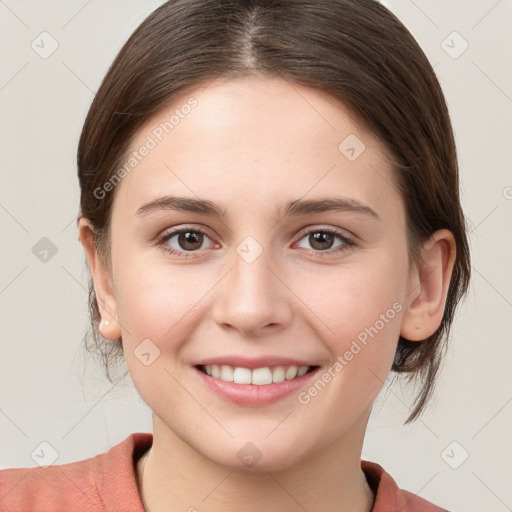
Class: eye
157,226,216,257
295,227,355,256
157,225,355,259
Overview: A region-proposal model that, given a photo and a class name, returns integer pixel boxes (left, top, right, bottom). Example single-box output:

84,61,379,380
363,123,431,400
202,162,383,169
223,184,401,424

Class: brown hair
77,0,470,423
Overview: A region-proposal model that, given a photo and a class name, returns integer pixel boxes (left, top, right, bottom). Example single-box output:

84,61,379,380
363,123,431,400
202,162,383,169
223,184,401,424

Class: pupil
179,231,202,250
310,232,333,250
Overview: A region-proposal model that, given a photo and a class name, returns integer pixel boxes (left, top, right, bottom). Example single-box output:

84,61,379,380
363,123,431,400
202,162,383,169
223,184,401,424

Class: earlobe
78,218,122,340
401,229,456,341
98,317,122,340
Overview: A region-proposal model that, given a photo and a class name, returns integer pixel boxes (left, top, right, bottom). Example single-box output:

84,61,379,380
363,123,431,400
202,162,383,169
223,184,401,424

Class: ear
77,217,122,340
401,229,456,341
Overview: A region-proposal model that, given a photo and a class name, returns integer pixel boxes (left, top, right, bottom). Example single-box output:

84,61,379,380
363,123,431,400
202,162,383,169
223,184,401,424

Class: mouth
195,364,319,385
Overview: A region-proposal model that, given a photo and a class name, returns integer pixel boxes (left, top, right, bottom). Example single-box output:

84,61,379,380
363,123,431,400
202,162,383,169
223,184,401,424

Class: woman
0,1,470,510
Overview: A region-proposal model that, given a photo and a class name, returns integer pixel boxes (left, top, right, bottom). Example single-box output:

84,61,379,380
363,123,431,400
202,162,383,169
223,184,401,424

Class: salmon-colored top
0,432,448,511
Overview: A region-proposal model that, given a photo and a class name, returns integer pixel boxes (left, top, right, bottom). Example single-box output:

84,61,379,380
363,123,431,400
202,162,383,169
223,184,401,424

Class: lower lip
194,366,320,406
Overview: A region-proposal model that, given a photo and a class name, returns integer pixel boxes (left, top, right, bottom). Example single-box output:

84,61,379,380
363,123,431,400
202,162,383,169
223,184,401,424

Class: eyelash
156,225,356,259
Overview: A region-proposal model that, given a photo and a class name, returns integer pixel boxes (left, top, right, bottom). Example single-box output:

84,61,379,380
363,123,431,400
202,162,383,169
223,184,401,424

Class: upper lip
193,356,318,369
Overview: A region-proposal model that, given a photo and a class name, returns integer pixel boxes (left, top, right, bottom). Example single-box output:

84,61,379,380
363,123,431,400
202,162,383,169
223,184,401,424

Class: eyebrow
135,195,380,220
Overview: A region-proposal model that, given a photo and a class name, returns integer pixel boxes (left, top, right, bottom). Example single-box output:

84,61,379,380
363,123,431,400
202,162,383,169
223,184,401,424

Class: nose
211,246,293,337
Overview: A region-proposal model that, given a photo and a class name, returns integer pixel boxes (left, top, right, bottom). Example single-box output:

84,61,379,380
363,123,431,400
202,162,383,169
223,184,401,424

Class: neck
136,413,375,512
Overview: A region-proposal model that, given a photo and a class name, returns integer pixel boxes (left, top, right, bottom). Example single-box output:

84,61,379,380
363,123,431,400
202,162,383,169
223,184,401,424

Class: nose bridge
211,236,292,335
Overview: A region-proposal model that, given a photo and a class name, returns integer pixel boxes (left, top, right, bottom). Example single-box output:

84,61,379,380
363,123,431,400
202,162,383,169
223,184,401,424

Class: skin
79,75,456,512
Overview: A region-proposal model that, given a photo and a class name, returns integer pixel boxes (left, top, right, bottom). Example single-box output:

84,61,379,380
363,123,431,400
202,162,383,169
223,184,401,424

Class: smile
198,364,316,385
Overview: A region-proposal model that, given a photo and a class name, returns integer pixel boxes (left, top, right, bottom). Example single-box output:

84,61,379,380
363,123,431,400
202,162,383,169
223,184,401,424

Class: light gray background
1,1,511,511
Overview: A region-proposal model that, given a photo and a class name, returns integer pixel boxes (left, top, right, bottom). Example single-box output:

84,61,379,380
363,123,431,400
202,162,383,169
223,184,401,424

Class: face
96,76,416,471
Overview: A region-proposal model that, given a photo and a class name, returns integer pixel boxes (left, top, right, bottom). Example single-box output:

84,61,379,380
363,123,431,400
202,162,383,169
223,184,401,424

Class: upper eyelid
159,225,215,245
161,225,214,240
296,224,354,239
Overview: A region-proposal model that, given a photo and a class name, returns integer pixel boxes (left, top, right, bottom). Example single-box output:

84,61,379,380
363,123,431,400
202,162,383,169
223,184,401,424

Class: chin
197,435,310,473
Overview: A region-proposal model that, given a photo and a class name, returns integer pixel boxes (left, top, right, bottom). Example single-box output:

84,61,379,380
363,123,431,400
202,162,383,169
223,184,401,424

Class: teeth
202,364,310,385
285,365,298,380
297,366,309,377
252,367,273,385
220,365,233,381
272,366,285,383
233,367,252,384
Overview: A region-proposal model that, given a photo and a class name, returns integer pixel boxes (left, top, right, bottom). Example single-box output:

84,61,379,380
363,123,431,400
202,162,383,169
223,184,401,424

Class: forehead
112,76,400,219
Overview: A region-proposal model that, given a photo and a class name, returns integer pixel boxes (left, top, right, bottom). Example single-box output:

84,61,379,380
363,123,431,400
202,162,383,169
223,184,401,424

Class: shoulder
0,451,100,511
0,432,152,512
362,460,450,512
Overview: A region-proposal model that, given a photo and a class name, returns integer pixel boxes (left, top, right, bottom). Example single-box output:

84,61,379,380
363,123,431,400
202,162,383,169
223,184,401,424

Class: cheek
113,261,204,406
296,256,406,400
303,258,406,342
115,263,205,342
